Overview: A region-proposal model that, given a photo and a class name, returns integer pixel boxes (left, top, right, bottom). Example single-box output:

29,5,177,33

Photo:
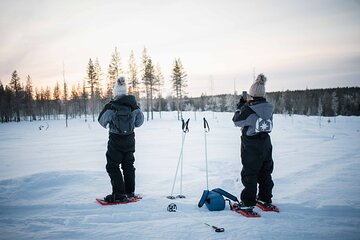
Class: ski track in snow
0,112,359,240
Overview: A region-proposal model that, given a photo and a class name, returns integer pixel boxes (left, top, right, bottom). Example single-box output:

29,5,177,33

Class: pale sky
0,0,359,97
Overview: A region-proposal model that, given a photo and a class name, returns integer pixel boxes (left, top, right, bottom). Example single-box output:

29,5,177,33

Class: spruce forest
1,79,359,123
0,47,359,123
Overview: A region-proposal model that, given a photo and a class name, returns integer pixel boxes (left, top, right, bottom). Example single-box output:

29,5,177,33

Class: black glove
236,96,246,110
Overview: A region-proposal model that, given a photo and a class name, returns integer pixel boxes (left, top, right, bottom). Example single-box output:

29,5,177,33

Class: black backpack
111,104,135,135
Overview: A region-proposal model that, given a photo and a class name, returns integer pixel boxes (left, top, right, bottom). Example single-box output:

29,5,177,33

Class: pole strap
212,188,239,202
182,118,190,133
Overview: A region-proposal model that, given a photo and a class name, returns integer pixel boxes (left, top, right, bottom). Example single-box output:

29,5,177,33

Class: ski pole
203,118,210,190
167,119,189,199
179,118,190,198
168,130,185,198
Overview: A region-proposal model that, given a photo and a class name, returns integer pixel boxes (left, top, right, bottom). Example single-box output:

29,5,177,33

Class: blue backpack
198,188,239,211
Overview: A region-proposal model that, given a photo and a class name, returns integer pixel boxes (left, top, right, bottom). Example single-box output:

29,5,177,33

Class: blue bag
198,188,239,211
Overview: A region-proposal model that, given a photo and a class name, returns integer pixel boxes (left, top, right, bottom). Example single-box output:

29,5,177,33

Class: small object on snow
204,223,224,232
167,203,177,212
38,122,49,130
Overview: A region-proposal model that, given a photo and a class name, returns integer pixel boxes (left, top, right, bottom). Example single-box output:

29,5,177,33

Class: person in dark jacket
98,76,144,203
232,74,275,210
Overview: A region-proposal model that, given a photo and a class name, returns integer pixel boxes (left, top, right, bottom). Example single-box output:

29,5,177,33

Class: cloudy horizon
0,0,359,97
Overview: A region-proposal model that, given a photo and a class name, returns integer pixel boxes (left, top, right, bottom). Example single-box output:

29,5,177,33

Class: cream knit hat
249,74,267,97
113,76,127,97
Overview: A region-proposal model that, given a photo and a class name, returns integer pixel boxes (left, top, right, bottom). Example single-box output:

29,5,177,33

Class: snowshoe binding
230,202,261,218
126,193,143,200
256,200,280,212
96,193,139,206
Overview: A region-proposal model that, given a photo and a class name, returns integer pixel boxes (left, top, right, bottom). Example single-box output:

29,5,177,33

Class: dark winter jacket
232,97,274,137
98,95,144,152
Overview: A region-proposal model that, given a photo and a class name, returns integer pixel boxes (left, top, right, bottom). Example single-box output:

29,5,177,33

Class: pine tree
53,81,61,119
94,58,102,93
87,58,98,122
171,58,187,120
331,91,339,118
141,47,149,120
0,81,5,122
94,58,103,113
283,90,292,115
25,75,35,121
10,70,22,121
81,80,88,120
128,50,139,99
141,46,149,97
107,47,122,100
34,87,42,120
70,84,79,118
318,98,323,127
155,63,164,118
322,91,332,116
141,47,149,74
63,63,69,127
53,82,61,101
44,86,51,120
142,57,157,120
77,83,83,118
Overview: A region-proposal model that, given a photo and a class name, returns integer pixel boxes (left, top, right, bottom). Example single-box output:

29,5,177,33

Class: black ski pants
240,133,274,206
106,134,136,195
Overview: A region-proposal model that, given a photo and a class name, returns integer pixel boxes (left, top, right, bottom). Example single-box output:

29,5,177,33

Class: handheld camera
242,91,247,100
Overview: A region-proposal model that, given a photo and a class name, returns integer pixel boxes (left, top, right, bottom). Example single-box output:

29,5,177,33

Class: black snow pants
240,133,274,206
106,133,136,195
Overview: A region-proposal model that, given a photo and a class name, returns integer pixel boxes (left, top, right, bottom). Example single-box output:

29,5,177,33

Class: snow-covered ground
0,112,359,240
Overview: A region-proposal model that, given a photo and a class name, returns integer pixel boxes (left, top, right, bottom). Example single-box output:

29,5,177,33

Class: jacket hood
249,101,274,119
112,95,138,110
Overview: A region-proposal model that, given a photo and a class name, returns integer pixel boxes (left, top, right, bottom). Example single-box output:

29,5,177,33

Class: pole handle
182,118,190,133
203,118,210,132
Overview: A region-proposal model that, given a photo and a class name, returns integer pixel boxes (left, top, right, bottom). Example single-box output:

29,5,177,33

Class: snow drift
0,112,359,240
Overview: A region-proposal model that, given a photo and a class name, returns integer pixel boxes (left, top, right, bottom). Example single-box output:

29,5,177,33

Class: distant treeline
0,82,359,123
185,87,360,116
0,46,190,123
266,87,360,116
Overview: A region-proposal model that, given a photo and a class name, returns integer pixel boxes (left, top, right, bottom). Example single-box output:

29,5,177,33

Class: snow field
0,112,359,239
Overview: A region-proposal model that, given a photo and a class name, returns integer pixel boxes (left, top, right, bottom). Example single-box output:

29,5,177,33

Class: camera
242,91,247,100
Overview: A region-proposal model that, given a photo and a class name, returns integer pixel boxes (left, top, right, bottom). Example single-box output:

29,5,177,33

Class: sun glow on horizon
1,0,359,97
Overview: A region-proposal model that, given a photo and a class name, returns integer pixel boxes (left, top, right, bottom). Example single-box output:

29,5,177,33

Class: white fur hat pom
249,73,267,97
113,76,127,97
